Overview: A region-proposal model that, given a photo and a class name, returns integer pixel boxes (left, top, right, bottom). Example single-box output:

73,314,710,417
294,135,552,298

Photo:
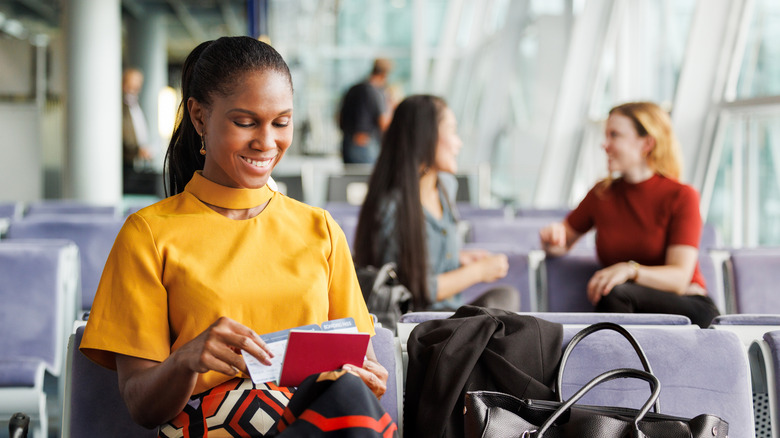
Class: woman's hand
459,248,490,265
343,357,388,400
171,316,274,377
539,221,582,257
475,254,509,283
586,262,635,305
115,316,274,428
539,222,568,249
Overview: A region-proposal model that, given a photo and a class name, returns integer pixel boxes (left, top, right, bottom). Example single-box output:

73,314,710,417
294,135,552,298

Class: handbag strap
534,368,661,437
371,262,399,290
556,322,659,413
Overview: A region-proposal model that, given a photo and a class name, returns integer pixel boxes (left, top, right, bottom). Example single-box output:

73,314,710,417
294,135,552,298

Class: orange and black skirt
159,371,397,438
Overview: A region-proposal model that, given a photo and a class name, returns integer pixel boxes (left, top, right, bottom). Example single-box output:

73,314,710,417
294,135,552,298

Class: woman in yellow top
80,37,389,436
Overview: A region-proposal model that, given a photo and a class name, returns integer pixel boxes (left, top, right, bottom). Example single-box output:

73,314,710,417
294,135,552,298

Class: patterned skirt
159,371,397,437
159,379,294,437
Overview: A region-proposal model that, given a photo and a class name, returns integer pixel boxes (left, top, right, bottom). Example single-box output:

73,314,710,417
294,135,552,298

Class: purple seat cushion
0,358,44,387
372,327,398,425
398,312,689,325
460,244,532,311
730,249,780,313
67,326,157,437
559,327,751,437
7,215,125,309
544,253,602,312
0,243,63,369
711,314,780,326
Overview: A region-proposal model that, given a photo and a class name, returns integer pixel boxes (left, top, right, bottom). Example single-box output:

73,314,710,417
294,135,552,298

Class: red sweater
566,174,706,289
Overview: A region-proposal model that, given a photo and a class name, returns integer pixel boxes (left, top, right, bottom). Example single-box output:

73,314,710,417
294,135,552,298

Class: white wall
0,103,42,202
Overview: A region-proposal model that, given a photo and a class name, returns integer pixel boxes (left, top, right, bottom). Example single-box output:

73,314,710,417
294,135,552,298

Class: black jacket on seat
404,306,563,438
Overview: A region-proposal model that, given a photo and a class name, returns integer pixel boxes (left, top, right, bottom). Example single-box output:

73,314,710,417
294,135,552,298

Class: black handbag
355,262,412,333
463,322,729,438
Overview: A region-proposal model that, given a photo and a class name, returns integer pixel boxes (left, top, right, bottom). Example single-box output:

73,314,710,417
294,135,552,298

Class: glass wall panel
571,0,695,207
707,114,780,247
735,0,780,99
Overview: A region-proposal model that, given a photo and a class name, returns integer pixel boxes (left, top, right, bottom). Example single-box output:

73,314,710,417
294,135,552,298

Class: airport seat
514,207,570,219
700,222,720,250
326,174,370,205
62,325,400,436
725,248,780,314
6,215,125,311
455,203,512,220
459,244,536,312
272,174,305,201
749,330,780,438
468,217,551,250
0,202,23,237
397,311,691,341
332,215,358,252
24,200,119,218
0,240,80,438
710,314,780,347
540,248,725,314
398,314,749,437
0,201,23,220
371,327,403,429
324,202,361,224
61,324,157,438
540,252,601,312
558,326,753,438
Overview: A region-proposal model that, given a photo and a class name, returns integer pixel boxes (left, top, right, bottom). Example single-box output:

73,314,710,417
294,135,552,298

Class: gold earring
200,133,206,155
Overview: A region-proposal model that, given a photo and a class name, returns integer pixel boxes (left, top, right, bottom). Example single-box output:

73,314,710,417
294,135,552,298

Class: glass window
735,0,780,99
707,114,780,247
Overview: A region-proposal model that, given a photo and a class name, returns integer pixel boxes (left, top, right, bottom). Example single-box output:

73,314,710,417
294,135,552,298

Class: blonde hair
609,101,682,180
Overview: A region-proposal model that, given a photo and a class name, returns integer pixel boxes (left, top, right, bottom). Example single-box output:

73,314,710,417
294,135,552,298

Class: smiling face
602,113,652,175
188,69,293,189
432,107,462,174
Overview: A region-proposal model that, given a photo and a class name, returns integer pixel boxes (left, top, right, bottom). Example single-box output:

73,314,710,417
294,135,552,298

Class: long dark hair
164,36,292,195
354,95,447,309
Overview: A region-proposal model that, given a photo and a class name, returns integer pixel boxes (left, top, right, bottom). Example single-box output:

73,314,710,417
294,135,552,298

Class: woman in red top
539,102,719,327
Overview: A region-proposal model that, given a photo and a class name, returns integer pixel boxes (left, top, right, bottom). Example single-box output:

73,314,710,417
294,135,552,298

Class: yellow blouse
81,172,374,395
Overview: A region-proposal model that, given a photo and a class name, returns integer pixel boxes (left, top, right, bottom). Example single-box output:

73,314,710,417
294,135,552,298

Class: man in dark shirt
338,59,392,164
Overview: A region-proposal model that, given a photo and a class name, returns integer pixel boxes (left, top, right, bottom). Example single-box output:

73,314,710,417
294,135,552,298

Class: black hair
164,36,292,195
354,95,447,309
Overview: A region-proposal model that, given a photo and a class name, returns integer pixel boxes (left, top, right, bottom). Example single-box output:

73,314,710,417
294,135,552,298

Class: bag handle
371,262,399,290
534,368,661,437
556,322,659,413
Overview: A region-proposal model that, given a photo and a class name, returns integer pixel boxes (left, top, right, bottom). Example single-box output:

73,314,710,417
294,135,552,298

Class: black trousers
596,282,720,327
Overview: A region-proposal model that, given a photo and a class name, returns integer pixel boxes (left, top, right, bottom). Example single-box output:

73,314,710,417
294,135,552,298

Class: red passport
278,330,370,387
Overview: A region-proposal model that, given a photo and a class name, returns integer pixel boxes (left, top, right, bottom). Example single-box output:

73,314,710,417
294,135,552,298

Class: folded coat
404,306,563,438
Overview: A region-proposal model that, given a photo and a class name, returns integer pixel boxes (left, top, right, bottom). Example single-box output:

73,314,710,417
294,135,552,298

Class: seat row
0,235,777,438
61,311,780,438
329,204,780,316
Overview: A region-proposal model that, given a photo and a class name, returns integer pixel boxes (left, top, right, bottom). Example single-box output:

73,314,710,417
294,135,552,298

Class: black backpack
355,262,413,333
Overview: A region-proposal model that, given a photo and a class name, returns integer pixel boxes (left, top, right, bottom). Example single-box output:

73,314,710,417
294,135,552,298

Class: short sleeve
80,214,171,369
668,184,702,248
566,185,598,234
324,211,376,336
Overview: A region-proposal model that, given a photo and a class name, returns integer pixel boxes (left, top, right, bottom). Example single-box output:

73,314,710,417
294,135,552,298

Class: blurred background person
354,94,520,312
539,101,720,327
338,58,394,165
122,67,152,173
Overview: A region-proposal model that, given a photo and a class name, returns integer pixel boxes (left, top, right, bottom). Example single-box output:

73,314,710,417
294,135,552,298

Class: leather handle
556,322,659,413
537,368,661,437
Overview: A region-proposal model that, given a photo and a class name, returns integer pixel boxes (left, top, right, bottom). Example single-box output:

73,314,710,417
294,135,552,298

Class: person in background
81,37,392,436
354,94,520,312
539,101,719,327
338,58,393,164
122,67,152,171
